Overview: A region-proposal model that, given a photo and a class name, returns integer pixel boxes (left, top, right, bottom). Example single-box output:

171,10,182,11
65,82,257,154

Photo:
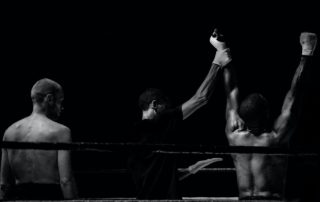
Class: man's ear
44,94,55,105
150,100,157,110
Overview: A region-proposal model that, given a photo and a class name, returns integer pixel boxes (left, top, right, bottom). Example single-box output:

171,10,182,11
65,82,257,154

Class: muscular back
228,129,287,198
3,114,69,185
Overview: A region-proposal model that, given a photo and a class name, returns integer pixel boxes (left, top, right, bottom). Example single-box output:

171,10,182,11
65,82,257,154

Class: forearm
60,177,78,199
182,30,231,120
182,62,222,119
194,62,221,101
275,56,309,140
282,56,308,113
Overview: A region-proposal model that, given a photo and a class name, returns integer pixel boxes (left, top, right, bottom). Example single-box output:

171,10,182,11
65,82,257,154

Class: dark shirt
128,106,183,199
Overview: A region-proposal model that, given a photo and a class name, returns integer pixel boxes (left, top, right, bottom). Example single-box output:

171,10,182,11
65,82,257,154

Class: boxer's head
239,93,270,134
31,78,64,119
139,88,171,119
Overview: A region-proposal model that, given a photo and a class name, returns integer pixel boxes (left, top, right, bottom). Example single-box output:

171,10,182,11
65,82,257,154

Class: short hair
239,93,270,125
138,88,171,111
31,78,63,103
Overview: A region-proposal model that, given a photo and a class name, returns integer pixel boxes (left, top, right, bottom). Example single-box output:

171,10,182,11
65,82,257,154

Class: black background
2,2,319,146
1,2,319,198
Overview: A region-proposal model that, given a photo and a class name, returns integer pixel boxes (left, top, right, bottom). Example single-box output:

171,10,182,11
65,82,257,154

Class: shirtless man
218,31,317,200
0,78,78,200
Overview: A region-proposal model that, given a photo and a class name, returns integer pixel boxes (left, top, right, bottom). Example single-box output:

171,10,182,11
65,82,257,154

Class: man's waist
239,192,282,200
16,178,60,185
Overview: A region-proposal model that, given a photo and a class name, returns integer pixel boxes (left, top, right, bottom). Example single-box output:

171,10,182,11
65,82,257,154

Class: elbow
281,109,291,118
195,95,209,107
60,177,73,187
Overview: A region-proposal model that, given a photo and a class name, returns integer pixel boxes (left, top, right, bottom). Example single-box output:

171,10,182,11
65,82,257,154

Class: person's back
5,114,68,185
0,78,78,200
222,32,317,200
228,129,286,199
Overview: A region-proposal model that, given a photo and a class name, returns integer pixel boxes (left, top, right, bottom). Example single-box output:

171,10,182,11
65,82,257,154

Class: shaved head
31,78,64,119
31,78,63,102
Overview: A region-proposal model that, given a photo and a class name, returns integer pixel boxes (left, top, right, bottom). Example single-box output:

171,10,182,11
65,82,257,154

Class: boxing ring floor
4,197,282,201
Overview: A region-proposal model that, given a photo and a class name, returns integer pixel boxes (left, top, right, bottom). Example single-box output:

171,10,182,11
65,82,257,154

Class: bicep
273,94,298,142
273,111,295,143
225,108,243,135
182,96,207,120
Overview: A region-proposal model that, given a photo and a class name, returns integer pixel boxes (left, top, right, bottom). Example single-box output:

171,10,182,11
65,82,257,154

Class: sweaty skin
228,129,286,198
1,79,78,199
223,32,316,199
3,114,70,185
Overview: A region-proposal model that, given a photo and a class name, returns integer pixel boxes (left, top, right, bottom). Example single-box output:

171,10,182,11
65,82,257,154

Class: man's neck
248,126,267,136
31,105,51,119
33,104,45,114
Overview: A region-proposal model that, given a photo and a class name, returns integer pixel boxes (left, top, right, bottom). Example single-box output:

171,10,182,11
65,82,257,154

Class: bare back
227,129,287,198
222,32,315,200
3,114,68,185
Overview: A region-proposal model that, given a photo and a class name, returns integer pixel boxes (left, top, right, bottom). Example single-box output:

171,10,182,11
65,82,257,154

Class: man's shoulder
3,116,71,143
47,119,70,133
253,131,278,143
228,129,253,145
3,117,30,140
250,131,279,147
229,128,250,138
46,120,71,141
260,131,280,145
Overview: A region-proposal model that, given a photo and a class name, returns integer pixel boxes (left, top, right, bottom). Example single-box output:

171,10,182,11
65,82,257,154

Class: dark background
1,2,319,199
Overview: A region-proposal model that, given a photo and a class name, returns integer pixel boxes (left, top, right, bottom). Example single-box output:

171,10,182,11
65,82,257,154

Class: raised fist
210,28,227,50
300,32,317,56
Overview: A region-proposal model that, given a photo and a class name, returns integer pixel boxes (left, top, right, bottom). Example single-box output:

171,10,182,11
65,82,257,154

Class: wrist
302,49,314,56
213,49,232,67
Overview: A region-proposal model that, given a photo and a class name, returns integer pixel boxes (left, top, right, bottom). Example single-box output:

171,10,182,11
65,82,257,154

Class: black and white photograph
1,2,319,201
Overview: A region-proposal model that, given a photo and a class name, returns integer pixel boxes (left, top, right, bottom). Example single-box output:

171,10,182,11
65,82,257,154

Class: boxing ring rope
74,168,236,174
1,141,318,202
1,141,319,156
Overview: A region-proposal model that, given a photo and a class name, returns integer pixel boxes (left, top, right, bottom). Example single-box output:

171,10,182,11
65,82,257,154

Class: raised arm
182,29,232,120
58,128,78,199
274,32,317,144
223,64,243,136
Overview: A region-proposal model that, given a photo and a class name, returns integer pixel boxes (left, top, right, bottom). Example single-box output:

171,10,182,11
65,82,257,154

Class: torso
228,129,287,198
4,114,67,185
128,106,183,199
